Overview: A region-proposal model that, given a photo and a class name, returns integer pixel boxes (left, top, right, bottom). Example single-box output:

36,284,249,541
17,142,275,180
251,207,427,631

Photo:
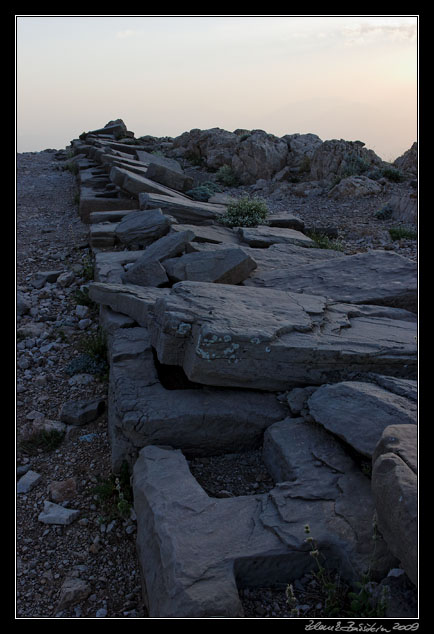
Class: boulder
114,208,171,247
387,192,418,224
243,250,417,313
163,248,257,285
372,424,418,586
231,130,289,184
310,139,384,182
307,380,417,459
59,398,106,426
327,175,383,199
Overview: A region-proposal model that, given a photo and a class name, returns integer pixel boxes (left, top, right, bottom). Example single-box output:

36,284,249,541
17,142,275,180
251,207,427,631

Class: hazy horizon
16,15,418,162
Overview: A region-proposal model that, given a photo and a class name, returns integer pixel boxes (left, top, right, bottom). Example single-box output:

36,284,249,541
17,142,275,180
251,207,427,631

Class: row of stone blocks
69,122,418,617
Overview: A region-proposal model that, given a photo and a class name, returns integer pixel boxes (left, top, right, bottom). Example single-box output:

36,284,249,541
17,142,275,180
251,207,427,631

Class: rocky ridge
16,120,418,619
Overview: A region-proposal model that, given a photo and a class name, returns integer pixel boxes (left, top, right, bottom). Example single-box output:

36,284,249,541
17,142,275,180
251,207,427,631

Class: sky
16,15,418,161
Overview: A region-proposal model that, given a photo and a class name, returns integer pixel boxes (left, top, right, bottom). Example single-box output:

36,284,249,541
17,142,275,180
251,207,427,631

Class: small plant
307,231,344,252
216,164,240,187
79,327,107,361
219,195,269,228
91,461,133,520
381,166,405,182
72,287,96,309
80,256,94,282
20,429,65,455
186,181,223,202
285,523,389,618
389,227,417,241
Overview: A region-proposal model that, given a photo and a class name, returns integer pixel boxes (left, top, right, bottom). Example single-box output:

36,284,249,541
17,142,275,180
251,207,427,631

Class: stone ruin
67,120,417,617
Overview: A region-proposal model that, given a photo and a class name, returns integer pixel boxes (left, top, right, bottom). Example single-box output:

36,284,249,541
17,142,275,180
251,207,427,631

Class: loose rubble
16,120,418,619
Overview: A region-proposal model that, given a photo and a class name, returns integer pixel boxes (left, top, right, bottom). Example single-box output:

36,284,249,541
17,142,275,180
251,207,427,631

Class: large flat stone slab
139,192,227,225
132,443,396,617
114,208,171,247
108,328,288,469
110,166,189,198
148,281,417,390
237,226,315,248
307,380,417,458
244,250,417,313
79,194,139,223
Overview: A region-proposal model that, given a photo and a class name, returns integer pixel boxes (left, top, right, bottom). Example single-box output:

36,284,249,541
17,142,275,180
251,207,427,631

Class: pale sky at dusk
16,15,418,161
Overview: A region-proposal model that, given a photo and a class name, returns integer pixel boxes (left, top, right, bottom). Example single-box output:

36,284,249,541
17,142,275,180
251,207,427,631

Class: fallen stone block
372,424,417,586
237,226,315,248
121,230,195,286
89,222,119,247
145,162,194,192
244,250,417,313
109,166,189,198
267,212,305,231
139,192,227,225
89,282,170,327
79,194,139,224
148,281,417,390
163,247,257,285
114,208,171,247
108,327,288,470
94,251,143,283
170,223,240,245
307,380,417,458
89,209,138,224
132,444,396,617
136,150,184,172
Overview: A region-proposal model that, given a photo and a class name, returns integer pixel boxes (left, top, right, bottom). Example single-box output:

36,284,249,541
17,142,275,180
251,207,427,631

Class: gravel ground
15,148,418,620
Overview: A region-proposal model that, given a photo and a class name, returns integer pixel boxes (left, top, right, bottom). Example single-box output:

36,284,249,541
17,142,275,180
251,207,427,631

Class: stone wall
68,120,418,617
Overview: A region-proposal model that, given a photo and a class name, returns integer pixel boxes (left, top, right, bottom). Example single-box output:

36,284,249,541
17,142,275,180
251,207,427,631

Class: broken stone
38,501,80,525
59,398,106,426
114,208,171,247
307,380,417,458
31,270,63,289
49,477,78,503
57,577,91,610
145,162,194,192
139,192,226,225
17,470,42,494
121,230,195,287
163,247,257,285
237,226,315,248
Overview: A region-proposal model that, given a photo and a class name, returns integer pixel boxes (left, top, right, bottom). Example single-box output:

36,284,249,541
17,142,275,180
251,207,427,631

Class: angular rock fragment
17,470,42,494
114,208,171,247
38,501,80,525
121,230,195,287
59,398,106,425
237,226,315,248
139,192,226,225
145,162,194,192
163,247,257,285
307,380,417,458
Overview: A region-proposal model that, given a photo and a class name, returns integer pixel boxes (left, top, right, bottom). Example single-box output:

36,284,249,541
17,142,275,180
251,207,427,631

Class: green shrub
219,195,268,227
186,181,223,202
389,227,417,241
382,166,405,182
216,164,240,187
20,429,65,455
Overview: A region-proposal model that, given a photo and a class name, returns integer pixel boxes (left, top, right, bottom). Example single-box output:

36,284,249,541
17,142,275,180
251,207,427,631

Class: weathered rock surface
243,250,417,313
327,175,383,199
59,397,106,426
145,161,194,192
163,247,257,284
372,424,418,586
108,327,288,469
309,139,384,182
121,230,195,287
237,226,315,248
132,443,396,618
114,208,171,247
147,281,417,390
307,379,417,458
139,192,227,225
